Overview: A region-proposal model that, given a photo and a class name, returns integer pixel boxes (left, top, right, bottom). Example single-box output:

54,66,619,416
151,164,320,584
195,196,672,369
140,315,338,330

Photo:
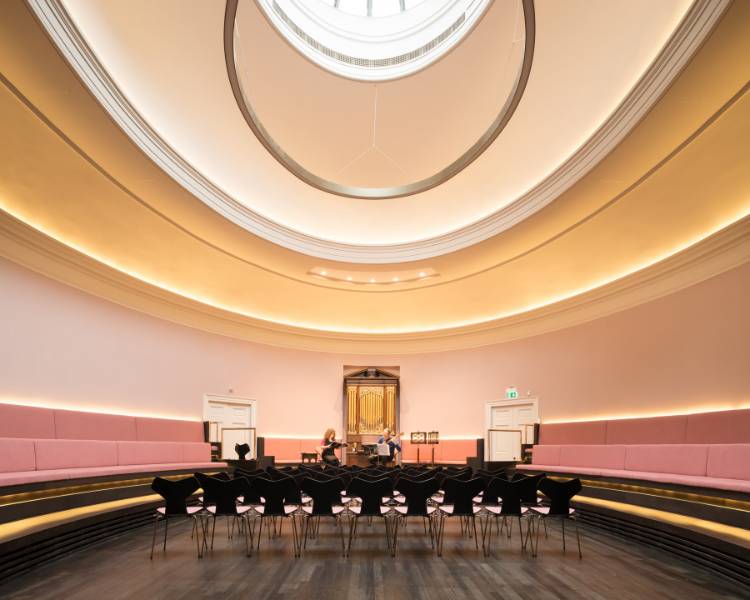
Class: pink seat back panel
539,421,606,445
605,416,687,445
686,409,750,444
0,404,55,439
135,417,203,442
54,410,137,441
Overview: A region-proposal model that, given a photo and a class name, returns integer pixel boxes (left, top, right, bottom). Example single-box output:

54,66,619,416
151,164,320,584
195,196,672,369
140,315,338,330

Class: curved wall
0,257,748,437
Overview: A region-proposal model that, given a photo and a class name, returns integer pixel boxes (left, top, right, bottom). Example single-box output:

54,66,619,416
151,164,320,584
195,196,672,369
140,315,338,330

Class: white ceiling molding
1,209,748,353
27,0,730,263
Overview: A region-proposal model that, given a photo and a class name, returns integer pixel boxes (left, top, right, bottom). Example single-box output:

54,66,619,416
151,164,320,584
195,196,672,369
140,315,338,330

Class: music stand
427,431,439,466
410,432,427,464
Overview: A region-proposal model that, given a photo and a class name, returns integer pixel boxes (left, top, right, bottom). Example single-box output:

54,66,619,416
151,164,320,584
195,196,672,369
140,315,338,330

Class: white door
204,396,256,460
487,401,537,462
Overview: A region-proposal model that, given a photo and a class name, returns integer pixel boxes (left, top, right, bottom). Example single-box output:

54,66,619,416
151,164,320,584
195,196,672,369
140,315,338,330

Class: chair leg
436,513,446,557
391,516,400,557
472,516,479,550
561,516,566,552
574,518,582,559
518,516,526,551
162,516,169,552
347,516,357,556
243,516,252,557
291,514,301,558
149,516,160,559
256,517,263,550
195,516,204,558
427,514,435,549
338,515,347,557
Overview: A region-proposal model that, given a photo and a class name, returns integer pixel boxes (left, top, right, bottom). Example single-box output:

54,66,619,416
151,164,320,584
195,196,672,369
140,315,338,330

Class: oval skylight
255,0,492,81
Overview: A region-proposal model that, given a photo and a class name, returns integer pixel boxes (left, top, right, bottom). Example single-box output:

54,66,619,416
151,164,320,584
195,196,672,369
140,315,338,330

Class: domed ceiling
0,0,748,351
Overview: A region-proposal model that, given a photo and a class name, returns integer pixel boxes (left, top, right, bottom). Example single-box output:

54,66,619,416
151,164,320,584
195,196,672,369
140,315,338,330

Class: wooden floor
0,516,745,600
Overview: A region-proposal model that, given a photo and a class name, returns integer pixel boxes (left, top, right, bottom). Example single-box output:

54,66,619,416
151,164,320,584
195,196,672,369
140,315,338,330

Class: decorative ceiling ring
223,0,536,200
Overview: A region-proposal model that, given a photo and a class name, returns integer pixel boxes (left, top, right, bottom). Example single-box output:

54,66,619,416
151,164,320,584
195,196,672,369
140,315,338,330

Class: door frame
484,397,539,461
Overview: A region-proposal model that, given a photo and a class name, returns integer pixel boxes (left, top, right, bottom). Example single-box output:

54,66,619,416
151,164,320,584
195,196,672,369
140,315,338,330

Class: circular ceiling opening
255,0,492,82
227,0,533,198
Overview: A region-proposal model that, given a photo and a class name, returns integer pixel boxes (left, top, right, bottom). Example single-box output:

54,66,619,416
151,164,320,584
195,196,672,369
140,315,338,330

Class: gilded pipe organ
344,368,399,463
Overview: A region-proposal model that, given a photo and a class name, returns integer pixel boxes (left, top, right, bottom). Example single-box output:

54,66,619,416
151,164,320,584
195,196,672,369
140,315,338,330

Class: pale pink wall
1,257,748,437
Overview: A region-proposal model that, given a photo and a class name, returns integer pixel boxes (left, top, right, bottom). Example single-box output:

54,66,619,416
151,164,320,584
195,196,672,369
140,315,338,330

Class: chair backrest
476,469,507,485
539,477,582,515
151,476,199,515
446,478,486,516
487,477,538,515
348,477,393,516
266,466,293,481
201,476,248,515
253,477,290,516
396,477,440,516
301,477,345,516
194,472,230,506
512,472,546,503
233,468,265,504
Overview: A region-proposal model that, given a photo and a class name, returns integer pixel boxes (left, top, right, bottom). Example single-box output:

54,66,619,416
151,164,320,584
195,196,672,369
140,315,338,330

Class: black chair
253,476,303,557
481,476,537,556
346,476,394,555
300,477,348,556
392,477,440,556
194,471,230,508
200,476,254,556
235,443,251,460
150,476,203,559
435,477,486,556
532,477,583,558
513,472,547,505
233,468,266,505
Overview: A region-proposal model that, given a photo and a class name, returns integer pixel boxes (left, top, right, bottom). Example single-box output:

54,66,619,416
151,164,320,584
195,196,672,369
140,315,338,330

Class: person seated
317,428,347,466
370,428,401,465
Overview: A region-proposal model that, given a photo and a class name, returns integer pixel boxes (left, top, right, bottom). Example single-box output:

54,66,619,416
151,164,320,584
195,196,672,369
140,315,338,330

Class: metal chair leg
574,518,582,559
561,516,566,552
149,516,160,559
472,516,479,550
338,515,347,557
162,516,169,552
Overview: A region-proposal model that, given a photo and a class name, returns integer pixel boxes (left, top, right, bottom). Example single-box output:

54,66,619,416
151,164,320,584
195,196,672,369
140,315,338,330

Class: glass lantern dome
255,0,492,81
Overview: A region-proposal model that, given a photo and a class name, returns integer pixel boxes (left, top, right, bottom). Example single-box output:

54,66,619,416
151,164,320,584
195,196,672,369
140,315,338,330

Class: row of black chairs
149,464,582,560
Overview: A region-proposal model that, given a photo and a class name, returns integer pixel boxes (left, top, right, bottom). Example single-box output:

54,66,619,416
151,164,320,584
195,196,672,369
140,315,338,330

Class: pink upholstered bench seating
0,403,224,488
517,409,750,494
517,443,750,493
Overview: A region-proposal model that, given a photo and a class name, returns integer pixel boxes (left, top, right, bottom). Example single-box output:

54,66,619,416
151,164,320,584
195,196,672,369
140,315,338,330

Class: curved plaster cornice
1,208,748,353
27,0,730,263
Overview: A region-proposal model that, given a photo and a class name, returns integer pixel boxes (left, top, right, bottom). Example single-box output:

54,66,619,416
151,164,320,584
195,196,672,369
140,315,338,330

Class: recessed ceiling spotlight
346,276,353,281
369,278,376,283
320,270,327,276
419,272,426,277
392,277,399,282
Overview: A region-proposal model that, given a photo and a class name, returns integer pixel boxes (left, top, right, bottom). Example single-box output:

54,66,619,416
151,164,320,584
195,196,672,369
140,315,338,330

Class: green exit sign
506,387,518,399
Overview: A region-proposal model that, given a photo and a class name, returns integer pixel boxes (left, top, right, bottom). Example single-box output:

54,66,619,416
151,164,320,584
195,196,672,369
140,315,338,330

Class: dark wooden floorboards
0,518,745,600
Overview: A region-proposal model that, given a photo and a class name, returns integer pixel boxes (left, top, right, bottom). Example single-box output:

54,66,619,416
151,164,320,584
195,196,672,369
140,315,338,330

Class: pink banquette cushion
117,441,183,465
540,421,606,445
0,438,37,472
624,444,708,477
531,445,561,466
34,439,118,470
559,444,626,470
54,410,137,441
182,442,212,463
0,404,56,439
706,444,750,481
605,416,687,445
